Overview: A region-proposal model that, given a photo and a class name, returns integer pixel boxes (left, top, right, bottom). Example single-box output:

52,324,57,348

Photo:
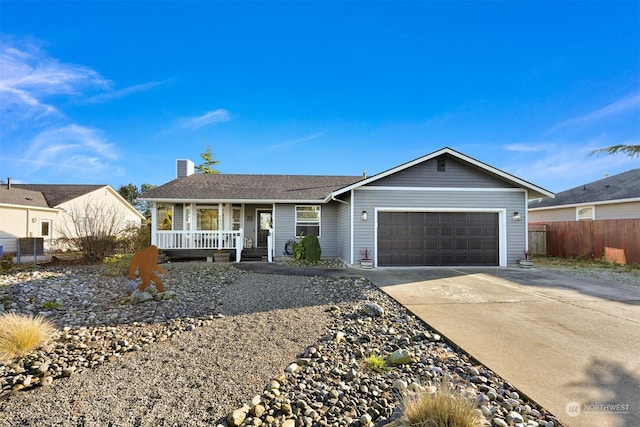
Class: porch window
197,208,220,230
296,205,321,237
576,206,594,221
157,204,173,230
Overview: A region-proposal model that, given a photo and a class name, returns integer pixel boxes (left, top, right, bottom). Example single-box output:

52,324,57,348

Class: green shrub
302,234,322,264
0,313,55,360
41,300,63,310
292,234,306,262
0,254,14,274
103,253,133,276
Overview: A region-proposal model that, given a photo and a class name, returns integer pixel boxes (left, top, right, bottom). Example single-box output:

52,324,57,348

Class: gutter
330,193,349,205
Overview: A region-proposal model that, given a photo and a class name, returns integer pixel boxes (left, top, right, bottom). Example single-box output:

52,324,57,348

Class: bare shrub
55,197,131,261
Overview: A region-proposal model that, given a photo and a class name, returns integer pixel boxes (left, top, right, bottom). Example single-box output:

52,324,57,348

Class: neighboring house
0,182,144,254
0,183,59,255
528,169,640,222
141,147,553,267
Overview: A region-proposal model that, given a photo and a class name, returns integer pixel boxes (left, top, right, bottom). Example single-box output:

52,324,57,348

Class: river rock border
0,263,564,426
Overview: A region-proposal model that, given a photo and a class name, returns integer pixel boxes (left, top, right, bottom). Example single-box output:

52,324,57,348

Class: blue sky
1,1,638,194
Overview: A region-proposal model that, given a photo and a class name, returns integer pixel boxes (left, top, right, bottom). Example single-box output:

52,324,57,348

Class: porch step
242,248,268,261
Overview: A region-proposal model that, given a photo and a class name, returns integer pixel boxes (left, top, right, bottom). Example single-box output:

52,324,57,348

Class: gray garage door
378,212,499,266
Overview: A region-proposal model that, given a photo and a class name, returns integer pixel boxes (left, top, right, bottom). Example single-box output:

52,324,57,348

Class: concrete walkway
361,267,640,427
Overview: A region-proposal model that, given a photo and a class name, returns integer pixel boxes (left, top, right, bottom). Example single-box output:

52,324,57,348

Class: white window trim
576,206,595,221
295,205,321,238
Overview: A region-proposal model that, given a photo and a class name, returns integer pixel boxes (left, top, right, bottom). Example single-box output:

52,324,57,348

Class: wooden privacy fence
529,219,640,265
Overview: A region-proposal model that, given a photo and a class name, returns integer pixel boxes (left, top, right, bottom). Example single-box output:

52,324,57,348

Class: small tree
196,145,221,174
118,183,156,218
55,197,130,261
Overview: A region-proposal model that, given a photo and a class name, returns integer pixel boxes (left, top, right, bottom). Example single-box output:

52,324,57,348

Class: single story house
140,147,553,267
528,169,640,222
0,181,144,255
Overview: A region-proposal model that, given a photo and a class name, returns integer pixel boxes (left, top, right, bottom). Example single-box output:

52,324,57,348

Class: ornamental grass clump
364,354,389,374
0,313,55,361
401,379,482,427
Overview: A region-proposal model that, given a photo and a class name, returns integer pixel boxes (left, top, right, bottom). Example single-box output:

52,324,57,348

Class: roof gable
529,169,640,209
332,147,554,199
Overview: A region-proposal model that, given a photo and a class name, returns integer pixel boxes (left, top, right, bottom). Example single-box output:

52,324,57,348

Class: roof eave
138,197,328,204
529,197,640,211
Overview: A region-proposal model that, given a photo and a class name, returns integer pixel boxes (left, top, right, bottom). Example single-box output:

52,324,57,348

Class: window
232,206,241,230
577,206,594,221
157,204,173,230
197,207,220,230
40,220,51,237
296,205,321,237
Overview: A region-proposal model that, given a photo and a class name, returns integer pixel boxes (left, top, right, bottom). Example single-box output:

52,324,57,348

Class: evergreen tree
196,145,221,174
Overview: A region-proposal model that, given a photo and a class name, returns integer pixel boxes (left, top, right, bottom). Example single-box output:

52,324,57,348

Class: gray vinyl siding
370,155,516,189
173,204,184,231
336,193,351,261
353,188,527,265
274,203,340,258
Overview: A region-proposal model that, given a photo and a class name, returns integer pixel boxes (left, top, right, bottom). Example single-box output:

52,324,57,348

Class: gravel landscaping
0,262,565,427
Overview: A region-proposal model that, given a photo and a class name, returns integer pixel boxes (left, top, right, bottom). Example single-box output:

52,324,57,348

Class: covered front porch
149,201,274,262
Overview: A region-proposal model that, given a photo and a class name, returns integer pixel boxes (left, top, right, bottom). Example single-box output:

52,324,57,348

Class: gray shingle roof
0,186,50,208
12,184,107,207
141,174,363,201
529,169,640,209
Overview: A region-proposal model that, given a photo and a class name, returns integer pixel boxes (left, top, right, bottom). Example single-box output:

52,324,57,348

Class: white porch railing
155,229,244,261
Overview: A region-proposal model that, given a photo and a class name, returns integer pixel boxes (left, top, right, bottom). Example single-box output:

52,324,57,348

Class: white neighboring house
0,181,144,256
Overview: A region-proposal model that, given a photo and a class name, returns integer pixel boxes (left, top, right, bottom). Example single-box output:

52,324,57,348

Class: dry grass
0,313,55,361
401,380,483,427
532,255,639,272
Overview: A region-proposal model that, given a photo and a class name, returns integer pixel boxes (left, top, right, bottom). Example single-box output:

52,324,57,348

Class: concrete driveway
361,267,640,427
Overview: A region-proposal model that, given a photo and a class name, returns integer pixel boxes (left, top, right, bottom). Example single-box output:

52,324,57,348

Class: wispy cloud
180,109,231,130
504,142,555,153
83,79,171,103
266,132,325,151
0,36,110,123
20,125,119,175
546,93,640,134
503,137,638,192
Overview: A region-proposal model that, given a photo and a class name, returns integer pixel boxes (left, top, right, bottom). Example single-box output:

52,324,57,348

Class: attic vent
437,157,446,172
176,159,195,178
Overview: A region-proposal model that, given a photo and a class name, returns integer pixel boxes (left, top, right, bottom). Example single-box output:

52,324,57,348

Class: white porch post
235,228,244,262
267,228,273,263
151,202,157,246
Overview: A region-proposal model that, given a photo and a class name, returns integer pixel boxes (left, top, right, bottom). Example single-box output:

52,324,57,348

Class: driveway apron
362,267,640,427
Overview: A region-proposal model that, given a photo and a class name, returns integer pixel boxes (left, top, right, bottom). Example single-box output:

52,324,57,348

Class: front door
256,210,273,248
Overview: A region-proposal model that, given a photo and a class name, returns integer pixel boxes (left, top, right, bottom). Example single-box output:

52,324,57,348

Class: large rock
362,302,384,317
227,406,249,427
129,290,153,304
388,349,412,365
